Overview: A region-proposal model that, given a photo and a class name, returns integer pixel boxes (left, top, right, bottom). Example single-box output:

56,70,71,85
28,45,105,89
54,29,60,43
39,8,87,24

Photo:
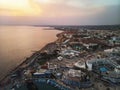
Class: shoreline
0,43,44,82
1,27,120,90
0,31,61,84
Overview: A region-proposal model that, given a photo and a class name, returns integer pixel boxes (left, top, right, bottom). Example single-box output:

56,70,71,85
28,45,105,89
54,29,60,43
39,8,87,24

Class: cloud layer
0,0,120,25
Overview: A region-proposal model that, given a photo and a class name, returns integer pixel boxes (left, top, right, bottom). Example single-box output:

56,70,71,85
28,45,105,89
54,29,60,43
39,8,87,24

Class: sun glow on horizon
37,0,50,3
0,0,119,25
0,0,42,16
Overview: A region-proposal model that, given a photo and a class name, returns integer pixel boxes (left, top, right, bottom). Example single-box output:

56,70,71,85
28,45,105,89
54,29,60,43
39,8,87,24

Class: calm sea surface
0,26,61,80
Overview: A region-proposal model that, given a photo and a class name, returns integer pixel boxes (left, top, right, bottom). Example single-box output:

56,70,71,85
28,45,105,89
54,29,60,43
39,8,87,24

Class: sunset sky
0,0,120,25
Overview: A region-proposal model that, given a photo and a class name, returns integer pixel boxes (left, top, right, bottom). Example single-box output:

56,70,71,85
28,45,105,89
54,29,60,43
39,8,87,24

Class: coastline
1,27,120,90
0,31,61,84
0,43,57,84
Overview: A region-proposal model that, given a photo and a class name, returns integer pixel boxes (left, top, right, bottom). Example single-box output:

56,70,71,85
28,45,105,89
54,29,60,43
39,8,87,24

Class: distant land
33,25,120,31
1,24,120,30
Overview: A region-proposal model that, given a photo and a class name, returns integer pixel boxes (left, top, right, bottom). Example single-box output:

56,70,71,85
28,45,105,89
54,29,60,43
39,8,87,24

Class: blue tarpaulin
100,67,108,72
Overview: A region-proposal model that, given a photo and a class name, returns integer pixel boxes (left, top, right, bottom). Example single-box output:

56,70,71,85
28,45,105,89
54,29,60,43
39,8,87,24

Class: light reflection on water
0,26,61,79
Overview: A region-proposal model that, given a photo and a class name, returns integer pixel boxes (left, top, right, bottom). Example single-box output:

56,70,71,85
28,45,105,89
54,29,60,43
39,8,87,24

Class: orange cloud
0,0,42,16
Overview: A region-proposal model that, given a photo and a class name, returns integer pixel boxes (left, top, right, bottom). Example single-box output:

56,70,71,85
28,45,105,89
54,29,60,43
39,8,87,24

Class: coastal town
0,26,120,90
